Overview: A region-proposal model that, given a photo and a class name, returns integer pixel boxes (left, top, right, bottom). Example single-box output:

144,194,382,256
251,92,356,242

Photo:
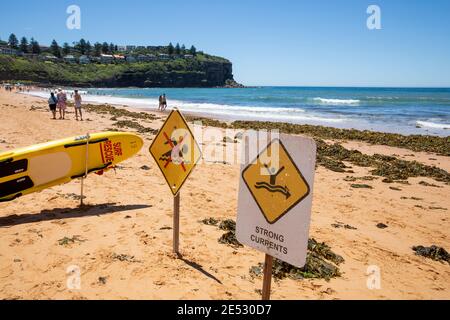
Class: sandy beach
0,89,449,300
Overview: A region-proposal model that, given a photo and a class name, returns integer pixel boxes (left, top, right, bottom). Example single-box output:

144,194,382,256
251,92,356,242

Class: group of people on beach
48,89,83,121
158,94,168,111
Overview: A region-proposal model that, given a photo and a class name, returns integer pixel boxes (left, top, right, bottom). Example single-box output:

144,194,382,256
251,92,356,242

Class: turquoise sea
32,87,450,136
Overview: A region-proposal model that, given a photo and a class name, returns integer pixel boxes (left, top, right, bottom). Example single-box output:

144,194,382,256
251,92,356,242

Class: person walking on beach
161,94,168,111
48,92,58,120
74,90,83,121
56,89,67,120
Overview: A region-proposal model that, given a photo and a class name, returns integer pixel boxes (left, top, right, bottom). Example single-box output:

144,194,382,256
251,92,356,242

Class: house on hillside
113,55,126,63
63,55,77,63
125,55,137,63
117,45,127,52
184,54,194,59
100,54,114,64
158,54,170,61
0,47,18,55
40,55,59,62
79,55,91,64
126,45,136,51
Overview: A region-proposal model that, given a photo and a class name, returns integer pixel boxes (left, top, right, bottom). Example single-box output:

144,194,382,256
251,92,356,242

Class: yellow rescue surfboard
0,132,143,202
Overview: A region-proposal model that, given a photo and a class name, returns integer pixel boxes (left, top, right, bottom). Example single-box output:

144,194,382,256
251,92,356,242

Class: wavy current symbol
255,182,291,199
254,164,291,199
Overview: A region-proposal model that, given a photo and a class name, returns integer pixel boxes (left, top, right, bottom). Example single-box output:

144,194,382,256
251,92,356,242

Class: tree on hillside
168,42,174,55
30,38,41,54
109,43,115,54
62,42,71,55
76,38,87,54
175,43,181,55
101,42,109,54
50,40,61,57
20,37,29,53
8,34,19,49
181,44,186,54
86,41,92,55
94,42,102,56
114,45,118,52
189,45,197,56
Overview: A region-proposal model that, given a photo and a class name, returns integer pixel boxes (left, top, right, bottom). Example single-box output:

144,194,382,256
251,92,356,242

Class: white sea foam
24,90,346,124
416,121,450,130
313,97,360,105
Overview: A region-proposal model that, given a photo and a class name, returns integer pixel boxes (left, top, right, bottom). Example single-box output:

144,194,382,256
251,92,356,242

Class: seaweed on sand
412,246,450,264
201,217,220,226
250,239,344,281
230,120,450,156
317,140,450,184
113,120,158,134
201,218,242,248
84,104,157,121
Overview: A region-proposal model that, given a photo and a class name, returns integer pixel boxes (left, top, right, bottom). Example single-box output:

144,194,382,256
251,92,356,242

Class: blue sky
1,0,449,87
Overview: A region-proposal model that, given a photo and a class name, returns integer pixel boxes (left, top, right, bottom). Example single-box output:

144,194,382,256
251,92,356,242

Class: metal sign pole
80,133,90,207
173,192,180,256
262,254,273,300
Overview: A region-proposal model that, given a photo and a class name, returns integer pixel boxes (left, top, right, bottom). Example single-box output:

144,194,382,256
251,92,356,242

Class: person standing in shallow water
56,89,67,120
74,90,83,121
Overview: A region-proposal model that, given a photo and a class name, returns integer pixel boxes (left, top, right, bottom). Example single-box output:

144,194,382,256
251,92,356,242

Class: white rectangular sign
236,133,316,268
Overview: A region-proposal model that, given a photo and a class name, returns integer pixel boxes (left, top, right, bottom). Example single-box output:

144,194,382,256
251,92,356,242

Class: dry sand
0,89,449,300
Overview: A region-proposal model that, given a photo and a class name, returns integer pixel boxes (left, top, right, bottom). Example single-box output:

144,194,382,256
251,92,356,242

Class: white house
100,54,114,64
117,45,127,52
0,47,18,55
63,55,77,63
158,54,170,61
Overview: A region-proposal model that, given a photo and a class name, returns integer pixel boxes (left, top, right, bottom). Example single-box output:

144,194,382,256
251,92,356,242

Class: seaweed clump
230,120,450,156
113,120,158,134
412,246,450,264
202,218,242,248
84,104,158,121
316,140,450,184
250,239,344,281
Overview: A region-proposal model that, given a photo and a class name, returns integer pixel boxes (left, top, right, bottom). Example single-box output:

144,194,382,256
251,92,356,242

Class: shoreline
21,89,450,137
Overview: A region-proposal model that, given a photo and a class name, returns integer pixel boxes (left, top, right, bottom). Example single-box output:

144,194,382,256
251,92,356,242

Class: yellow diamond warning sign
150,109,201,196
242,138,310,224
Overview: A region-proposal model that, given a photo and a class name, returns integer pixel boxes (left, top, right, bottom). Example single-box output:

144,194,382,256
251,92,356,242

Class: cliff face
100,61,234,88
0,56,235,88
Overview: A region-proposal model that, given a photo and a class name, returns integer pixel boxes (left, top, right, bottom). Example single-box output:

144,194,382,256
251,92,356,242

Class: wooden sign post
262,254,274,300
150,109,201,256
236,134,317,300
173,193,180,255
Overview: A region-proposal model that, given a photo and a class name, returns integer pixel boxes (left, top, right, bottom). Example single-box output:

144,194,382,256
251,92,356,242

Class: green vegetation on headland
0,55,234,87
0,34,236,87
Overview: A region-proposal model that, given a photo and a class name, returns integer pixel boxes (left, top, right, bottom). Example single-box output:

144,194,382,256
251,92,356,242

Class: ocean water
29,87,450,136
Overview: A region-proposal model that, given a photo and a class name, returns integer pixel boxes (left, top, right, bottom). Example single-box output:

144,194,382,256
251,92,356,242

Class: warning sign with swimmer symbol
242,138,310,224
149,109,201,196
